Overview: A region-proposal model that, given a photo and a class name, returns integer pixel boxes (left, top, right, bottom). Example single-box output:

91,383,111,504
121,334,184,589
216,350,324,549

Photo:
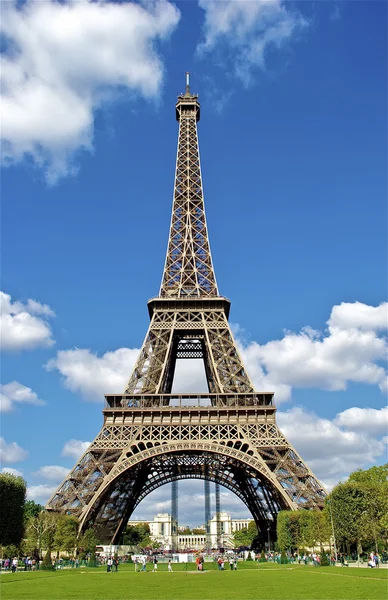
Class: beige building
128,511,254,550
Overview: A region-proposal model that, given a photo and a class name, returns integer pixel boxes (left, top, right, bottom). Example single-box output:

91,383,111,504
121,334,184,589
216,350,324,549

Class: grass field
1,562,386,600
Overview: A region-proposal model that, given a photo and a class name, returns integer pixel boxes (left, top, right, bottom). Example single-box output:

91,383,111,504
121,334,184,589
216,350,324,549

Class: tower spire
160,74,218,298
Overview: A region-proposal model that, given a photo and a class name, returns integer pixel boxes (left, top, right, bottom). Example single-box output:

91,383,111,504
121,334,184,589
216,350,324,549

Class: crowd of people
1,548,386,573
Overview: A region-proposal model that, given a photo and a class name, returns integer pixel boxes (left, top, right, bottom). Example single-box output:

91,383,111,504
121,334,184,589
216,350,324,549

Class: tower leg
171,480,178,552
204,477,211,552
215,482,221,549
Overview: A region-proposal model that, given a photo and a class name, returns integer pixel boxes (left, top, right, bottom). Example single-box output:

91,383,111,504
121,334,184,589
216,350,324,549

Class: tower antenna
185,71,190,94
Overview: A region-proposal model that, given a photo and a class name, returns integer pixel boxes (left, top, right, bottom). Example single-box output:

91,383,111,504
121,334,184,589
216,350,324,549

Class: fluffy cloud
198,0,308,84
46,301,387,405
277,406,386,489
61,439,90,460
240,301,387,403
0,437,28,464
333,406,388,437
0,291,55,351
1,467,23,477
46,348,139,401
329,301,387,332
1,0,180,181
47,347,210,401
27,484,57,504
34,465,69,482
0,381,45,413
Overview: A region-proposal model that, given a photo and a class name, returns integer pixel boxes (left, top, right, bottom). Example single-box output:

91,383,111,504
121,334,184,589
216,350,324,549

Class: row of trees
277,510,330,553
276,464,388,556
0,472,97,561
328,464,387,555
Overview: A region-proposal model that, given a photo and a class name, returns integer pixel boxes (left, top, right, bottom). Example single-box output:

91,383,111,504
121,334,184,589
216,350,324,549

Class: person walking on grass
168,559,173,572
11,558,18,573
153,556,158,572
141,556,147,572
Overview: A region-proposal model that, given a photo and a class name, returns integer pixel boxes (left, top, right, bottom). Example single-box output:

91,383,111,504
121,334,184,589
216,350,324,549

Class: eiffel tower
46,74,326,544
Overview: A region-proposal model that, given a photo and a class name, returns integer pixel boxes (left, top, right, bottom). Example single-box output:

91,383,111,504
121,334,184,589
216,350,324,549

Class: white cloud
47,347,211,401
329,301,387,332
34,465,69,482
239,301,387,402
61,439,90,460
0,437,28,464
0,381,45,413
46,347,139,401
27,484,57,504
277,406,386,485
0,291,55,351
198,0,308,84
47,301,387,405
1,467,23,477
1,0,180,181
333,406,388,437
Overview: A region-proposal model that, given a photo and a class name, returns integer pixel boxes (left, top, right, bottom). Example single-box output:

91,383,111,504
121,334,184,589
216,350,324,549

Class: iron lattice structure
46,76,326,544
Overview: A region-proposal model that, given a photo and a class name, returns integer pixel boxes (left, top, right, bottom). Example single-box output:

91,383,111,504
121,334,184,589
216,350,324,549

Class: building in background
127,512,254,550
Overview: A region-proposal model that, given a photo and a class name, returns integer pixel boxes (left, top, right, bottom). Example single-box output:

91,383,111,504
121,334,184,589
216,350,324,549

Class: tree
309,509,330,552
53,515,78,557
328,464,388,554
348,464,387,486
26,511,59,556
122,523,151,545
79,528,98,564
24,500,43,522
277,509,330,553
233,521,258,548
192,528,205,535
0,473,27,547
276,511,292,552
179,527,192,535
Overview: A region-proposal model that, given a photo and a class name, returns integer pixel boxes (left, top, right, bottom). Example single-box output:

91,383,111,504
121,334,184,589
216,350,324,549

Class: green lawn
1,563,386,600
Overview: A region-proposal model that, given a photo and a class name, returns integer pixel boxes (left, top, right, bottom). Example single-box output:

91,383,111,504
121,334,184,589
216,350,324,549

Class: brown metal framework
46,75,326,543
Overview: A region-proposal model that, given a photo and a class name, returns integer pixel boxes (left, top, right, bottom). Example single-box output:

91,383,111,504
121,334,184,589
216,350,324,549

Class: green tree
329,482,368,556
0,473,27,547
330,466,387,553
122,523,151,545
24,500,43,522
348,464,387,486
79,528,98,564
26,511,59,556
233,521,258,548
277,510,330,553
179,527,191,535
298,511,314,549
309,509,330,551
277,511,292,552
53,515,78,557
192,528,205,534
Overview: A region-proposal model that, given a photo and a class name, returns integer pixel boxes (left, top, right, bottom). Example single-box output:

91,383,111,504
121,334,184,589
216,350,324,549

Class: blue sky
1,0,387,527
